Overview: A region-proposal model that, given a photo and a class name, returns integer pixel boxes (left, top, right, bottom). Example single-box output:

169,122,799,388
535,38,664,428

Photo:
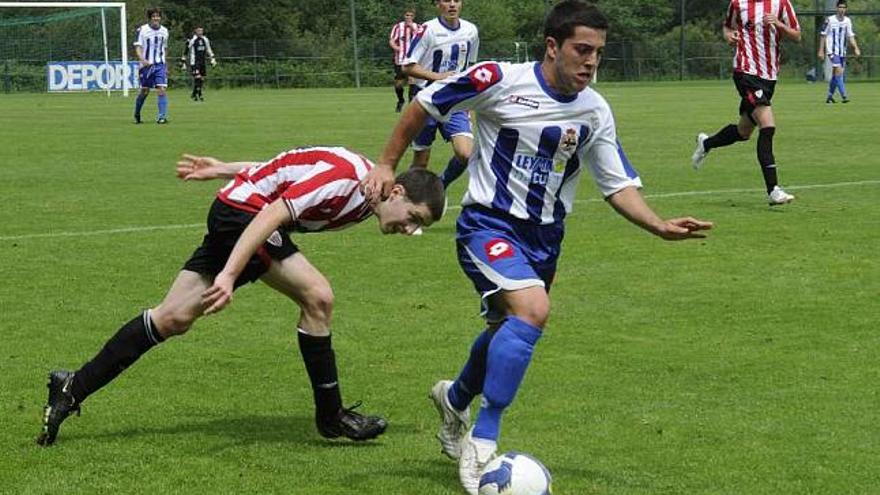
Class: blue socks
448,330,492,411
472,317,542,441
157,94,168,119
439,156,468,188
828,75,848,100
134,93,147,117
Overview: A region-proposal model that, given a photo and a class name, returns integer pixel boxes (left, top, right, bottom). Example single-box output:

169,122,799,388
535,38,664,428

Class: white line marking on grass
1,180,878,241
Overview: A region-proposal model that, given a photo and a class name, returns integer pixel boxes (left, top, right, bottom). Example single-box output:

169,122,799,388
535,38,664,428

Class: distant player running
403,0,480,189
37,147,445,447
692,0,801,205
187,26,217,102
819,0,861,103
363,2,712,493
133,6,170,124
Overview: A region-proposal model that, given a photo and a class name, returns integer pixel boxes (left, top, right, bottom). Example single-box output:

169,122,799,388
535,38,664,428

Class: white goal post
0,1,129,95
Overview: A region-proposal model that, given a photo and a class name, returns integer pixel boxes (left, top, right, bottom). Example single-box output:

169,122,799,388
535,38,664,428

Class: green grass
1,81,878,494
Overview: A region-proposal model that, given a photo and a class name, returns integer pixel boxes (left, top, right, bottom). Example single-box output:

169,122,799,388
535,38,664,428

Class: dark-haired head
544,0,608,45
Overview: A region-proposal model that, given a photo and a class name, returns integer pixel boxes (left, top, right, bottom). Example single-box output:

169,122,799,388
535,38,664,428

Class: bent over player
692,0,801,205
37,147,445,446
362,2,713,493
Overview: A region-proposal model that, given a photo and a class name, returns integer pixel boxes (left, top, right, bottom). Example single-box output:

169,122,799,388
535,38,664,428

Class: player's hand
139,59,152,68
656,217,714,241
360,166,395,205
438,70,457,80
202,273,235,315
762,13,779,27
176,154,223,181
211,58,217,67
817,50,824,60
854,48,861,58
724,31,740,46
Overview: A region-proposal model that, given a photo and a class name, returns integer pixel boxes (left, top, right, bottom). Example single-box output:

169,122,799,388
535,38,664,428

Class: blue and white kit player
362,2,712,493
403,0,480,189
133,7,170,124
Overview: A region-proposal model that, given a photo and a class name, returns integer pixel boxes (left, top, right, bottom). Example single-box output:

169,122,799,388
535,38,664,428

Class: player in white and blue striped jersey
819,0,861,103
403,0,480,188
363,2,713,493
133,7,170,124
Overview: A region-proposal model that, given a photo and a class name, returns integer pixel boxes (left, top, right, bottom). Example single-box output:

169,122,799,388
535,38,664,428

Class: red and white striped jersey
217,147,374,232
390,20,418,65
725,0,799,81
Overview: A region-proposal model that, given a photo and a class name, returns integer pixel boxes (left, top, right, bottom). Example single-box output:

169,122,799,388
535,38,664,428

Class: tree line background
1,0,879,91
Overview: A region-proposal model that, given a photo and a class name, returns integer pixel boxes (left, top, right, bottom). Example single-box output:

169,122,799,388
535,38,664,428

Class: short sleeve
416,61,505,122
585,106,643,197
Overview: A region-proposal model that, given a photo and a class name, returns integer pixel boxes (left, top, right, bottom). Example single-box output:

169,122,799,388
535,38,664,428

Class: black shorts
733,71,776,117
191,62,207,77
393,63,406,80
182,198,299,288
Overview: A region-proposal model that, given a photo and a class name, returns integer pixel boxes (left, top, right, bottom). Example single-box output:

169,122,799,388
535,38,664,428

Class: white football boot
692,132,709,170
459,428,497,495
430,380,470,459
768,186,795,205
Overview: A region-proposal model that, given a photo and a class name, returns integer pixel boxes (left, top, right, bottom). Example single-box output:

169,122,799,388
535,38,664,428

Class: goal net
0,2,131,95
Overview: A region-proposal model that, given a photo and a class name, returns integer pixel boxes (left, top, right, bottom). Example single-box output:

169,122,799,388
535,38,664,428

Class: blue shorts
829,55,845,68
412,110,473,151
456,205,563,321
139,63,167,88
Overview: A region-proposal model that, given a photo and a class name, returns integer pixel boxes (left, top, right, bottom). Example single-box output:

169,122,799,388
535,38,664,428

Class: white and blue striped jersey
404,17,479,89
134,23,169,65
822,15,856,57
417,61,642,226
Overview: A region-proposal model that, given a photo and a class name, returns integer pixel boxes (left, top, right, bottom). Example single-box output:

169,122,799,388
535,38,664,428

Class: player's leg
36,270,211,446
752,105,793,205
260,253,387,441
191,67,199,100
835,63,849,102
134,87,149,124
393,65,406,112
827,57,840,103
693,74,753,168
155,64,169,123
411,118,439,169
438,112,474,188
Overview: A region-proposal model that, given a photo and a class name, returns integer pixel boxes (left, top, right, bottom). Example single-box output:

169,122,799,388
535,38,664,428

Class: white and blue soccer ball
478,451,553,495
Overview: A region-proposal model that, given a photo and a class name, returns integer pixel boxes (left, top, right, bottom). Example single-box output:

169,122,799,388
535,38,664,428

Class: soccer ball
478,451,553,495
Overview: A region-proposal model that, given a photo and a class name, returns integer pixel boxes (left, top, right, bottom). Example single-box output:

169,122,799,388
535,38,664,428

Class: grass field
1,80,878,494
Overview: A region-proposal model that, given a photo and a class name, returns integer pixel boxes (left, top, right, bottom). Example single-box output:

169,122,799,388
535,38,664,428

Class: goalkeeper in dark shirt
183,27,216,101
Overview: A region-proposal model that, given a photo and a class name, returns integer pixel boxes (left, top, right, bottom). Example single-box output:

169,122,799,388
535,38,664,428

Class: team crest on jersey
267,230,283,247
484,239,514,262
561,128,578,152
754,89,764,99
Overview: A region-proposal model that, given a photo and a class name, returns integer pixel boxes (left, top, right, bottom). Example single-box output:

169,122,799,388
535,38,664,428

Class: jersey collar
533,62,578,103
437,16,461,31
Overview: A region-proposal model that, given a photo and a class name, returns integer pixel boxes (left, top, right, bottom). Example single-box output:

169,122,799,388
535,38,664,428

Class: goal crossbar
0,2,129,95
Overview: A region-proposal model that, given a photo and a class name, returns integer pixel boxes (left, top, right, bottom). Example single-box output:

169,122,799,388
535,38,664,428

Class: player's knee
301,286,335,323
510,298,550,329
151,307,196,336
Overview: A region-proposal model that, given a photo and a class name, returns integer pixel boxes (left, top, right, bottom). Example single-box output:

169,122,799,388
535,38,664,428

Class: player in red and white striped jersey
36,146,445,447
691,0,801,206
389,9,420,112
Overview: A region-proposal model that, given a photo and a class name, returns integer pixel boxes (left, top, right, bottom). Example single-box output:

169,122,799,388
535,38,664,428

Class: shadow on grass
57,414,390,450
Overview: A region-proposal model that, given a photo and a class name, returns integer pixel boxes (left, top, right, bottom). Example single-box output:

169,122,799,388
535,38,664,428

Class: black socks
757,127,778,193
297,331,342,421
70,311,164,404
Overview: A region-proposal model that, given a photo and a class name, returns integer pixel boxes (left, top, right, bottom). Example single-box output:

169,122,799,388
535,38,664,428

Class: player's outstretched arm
202,199,291,315
361,101,430,203
176,154,256,181
606,186,713,241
